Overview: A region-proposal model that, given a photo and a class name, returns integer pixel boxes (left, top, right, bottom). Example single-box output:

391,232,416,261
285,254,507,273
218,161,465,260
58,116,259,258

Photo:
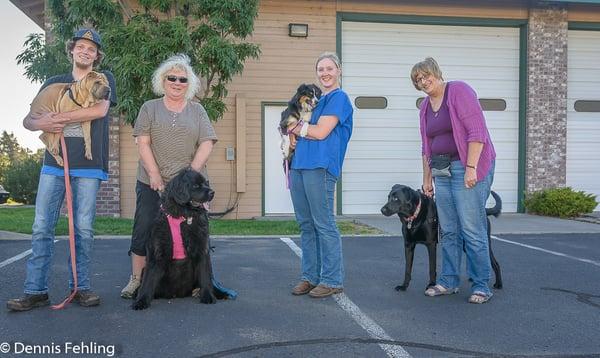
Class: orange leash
51,135,78,310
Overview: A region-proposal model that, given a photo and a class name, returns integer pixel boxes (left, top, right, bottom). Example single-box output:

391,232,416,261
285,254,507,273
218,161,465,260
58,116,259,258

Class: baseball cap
73,28,102,49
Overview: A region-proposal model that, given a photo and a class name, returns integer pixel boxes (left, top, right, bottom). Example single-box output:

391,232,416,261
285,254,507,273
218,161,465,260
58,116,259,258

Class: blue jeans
434,161,495,296
289,168,344,288
24,174,100,294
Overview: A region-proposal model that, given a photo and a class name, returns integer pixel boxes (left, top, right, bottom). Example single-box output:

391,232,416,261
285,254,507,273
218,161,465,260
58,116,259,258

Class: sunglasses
166,75,188,84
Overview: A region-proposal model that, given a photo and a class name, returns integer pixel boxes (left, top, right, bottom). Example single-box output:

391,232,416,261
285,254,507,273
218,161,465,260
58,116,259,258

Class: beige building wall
121,0,600,219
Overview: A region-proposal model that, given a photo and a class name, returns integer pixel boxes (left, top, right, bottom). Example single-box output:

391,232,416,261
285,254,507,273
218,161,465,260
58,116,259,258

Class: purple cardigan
419,81,496,181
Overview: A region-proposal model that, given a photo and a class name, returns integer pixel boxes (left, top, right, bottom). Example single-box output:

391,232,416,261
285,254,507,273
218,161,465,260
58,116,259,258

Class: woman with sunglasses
120,54,217,298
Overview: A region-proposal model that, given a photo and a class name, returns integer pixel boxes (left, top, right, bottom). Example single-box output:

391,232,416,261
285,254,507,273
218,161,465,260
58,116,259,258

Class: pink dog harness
167,215,187,260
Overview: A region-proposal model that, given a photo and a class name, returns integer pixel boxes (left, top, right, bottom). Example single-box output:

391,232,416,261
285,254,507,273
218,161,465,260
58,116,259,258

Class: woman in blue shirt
288,52,353,298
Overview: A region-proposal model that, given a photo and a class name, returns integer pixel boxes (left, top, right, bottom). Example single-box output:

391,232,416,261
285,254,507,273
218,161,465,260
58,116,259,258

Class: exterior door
263,105,294,215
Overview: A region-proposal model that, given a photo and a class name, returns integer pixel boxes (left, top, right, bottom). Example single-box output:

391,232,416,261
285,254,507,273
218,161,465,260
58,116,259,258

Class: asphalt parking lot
1,229,600,357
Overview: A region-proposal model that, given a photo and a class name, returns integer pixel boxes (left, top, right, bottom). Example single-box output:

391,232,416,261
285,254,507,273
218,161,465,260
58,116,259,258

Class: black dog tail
486,191,502,218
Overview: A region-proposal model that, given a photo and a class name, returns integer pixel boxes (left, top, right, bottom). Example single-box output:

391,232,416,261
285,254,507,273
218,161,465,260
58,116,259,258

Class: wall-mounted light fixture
289,23,308,38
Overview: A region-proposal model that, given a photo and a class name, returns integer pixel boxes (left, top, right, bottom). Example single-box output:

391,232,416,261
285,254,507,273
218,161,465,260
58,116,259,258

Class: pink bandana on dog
167,215,186,260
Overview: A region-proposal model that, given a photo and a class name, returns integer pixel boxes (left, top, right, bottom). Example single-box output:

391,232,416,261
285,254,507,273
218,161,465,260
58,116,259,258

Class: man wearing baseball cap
7,28,117,311
72,28,103,48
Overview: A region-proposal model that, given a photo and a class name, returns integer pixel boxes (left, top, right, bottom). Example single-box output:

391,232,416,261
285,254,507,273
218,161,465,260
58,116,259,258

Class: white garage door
567,30,600,211
341,21,520,214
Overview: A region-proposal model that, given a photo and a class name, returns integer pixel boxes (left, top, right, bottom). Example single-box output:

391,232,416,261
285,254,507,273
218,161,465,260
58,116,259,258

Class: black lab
132,169,228,310
380,184,503,292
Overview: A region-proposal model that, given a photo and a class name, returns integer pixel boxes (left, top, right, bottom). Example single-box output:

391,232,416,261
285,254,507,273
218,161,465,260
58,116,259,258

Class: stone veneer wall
526,1,568,193
95,115,120,217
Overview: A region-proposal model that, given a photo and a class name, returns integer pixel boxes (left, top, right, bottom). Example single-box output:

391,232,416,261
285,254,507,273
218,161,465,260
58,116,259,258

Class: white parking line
280,237,411,358
0,240,59,269
492,235,600,268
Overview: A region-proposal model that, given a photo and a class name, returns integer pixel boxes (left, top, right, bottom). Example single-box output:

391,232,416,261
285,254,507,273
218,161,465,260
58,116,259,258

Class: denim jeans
434,161,495,296
24,174,100,294
289,168,344,288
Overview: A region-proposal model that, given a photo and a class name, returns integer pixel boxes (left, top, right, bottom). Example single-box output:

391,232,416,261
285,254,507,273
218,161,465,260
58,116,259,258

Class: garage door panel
344,24,518,44
348,141,424,154
342,50,519,63
342,21,519,214
350,128,420,141
567,30,600,210
568,68,600,79
344,63,519,80
344,158,422,171
342,189,516,212
568,131,600,142
346,84,519,100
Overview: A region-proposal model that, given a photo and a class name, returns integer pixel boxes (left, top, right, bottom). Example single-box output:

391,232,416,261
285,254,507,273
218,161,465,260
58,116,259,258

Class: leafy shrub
524,187,597,218
3,155,42,205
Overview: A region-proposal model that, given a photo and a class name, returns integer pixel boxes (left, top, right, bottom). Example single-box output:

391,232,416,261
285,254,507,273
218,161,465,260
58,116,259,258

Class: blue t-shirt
291,88,353,178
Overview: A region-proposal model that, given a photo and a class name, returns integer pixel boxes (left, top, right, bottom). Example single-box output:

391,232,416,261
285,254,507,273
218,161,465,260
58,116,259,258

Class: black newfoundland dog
132,169,229,310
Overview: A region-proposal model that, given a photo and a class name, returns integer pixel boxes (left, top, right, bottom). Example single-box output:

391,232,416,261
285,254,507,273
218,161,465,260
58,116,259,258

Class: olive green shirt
133,98,217,184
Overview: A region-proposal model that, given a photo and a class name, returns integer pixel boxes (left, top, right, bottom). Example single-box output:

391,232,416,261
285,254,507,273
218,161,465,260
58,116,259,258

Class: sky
0,2,45,150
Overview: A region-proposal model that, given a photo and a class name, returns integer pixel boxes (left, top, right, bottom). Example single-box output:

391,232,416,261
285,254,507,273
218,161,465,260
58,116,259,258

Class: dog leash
51,135,78,310
281,120,304,190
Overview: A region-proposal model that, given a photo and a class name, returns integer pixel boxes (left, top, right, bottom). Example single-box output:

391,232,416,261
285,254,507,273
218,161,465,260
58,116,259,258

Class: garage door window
574,100,600,112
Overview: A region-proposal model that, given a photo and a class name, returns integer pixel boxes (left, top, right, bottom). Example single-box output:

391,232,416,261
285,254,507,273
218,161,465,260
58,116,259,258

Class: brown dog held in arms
380,184,503,291
29,71,110,166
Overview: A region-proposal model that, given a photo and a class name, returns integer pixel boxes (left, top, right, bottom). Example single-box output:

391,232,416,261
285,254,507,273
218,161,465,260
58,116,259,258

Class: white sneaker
120,275,141,299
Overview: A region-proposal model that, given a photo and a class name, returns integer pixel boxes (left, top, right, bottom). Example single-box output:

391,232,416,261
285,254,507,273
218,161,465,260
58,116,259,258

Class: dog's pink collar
405,198,421,229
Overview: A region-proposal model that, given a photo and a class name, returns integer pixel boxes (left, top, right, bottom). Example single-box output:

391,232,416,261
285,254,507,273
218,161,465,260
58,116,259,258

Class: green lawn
0,207,382,236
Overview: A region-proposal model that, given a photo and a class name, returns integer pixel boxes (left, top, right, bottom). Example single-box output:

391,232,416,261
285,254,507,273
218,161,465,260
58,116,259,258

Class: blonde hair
152,54,201,100
315,51,341,71
410,57,444,90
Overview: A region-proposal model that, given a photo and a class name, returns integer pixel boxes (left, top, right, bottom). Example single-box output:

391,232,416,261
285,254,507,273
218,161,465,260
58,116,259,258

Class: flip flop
424,284,459,297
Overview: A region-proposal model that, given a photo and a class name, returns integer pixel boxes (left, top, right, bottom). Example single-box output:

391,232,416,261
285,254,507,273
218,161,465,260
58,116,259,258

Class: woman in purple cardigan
411,57,496,304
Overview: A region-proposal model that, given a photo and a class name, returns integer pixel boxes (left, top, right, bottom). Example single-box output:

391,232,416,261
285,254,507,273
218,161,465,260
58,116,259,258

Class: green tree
0,132,42,204
0,131,29,163
0,131,31,184
3,152,43,204
17,0,261,124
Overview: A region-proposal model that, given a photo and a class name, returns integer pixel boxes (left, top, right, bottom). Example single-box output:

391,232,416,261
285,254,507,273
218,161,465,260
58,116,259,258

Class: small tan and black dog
279,84,322,165
29,71,111,166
